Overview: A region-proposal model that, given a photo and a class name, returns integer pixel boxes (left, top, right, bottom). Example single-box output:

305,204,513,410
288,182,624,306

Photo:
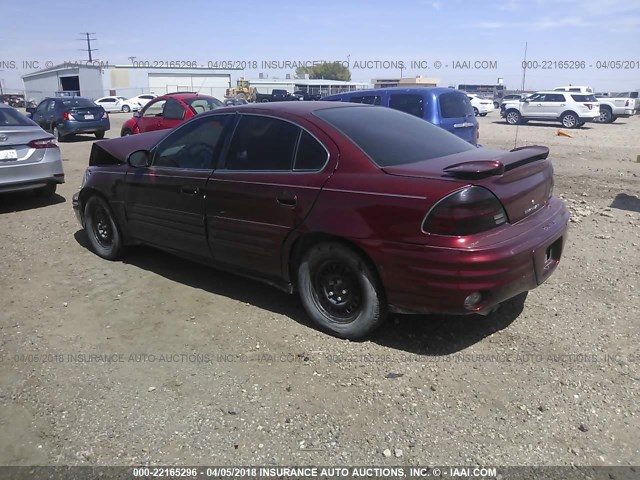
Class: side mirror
522,98,530,103
26,107,36,114
127,149,151,168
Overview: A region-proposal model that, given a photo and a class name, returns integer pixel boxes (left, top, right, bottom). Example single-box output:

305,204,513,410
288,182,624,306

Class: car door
539,93,567,118
30,100,52,130
136,99,166,133
157,99,187,130
206,114,337,279
123,114,232,258
520,93,546,118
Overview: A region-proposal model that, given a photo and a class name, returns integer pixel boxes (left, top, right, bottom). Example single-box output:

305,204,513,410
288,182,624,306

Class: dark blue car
27,96,110,142
322,87,479,145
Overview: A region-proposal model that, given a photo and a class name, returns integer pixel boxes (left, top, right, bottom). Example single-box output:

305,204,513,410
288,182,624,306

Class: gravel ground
0,112,638,467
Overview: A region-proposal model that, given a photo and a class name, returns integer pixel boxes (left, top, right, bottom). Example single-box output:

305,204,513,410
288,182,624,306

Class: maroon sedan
72,102,569,338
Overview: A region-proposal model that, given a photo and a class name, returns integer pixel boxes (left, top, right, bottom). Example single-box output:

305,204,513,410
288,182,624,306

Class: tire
121,129,132,137
479,113,488,117
261,99,270,103
95,131,105,139
598,107,612,124
577,122,585,127
84,195,125,260
52,126,65,142
473,107,479,116
493,102,500,109
34,183,56,198
505,109,522,125
561,112,579,129
611,115,618,123
122,105,131,113
297,242,387,339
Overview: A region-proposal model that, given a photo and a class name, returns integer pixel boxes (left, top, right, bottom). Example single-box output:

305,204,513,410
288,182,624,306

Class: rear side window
0,108,37,126
439,92,474,118
348,95,382,105
294,131,327,170
389,94,425,118
225,115,299,171
571,94,597,102
314,106,474,167
543,94,565,102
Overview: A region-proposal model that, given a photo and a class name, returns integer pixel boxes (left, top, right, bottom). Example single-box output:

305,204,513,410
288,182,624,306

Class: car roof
325,87,459,97
198,100,366,117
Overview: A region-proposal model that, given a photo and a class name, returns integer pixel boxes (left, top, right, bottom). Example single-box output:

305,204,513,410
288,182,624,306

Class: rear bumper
357,196,570,315
0,150,65,193
59,119,110,135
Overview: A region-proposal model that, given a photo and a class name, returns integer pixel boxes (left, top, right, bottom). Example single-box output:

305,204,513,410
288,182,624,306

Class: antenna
78,32,98,62
514,41,528,149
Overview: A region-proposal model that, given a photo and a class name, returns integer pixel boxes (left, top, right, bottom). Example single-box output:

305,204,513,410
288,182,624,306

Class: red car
74,102,569,339
120,92,223,136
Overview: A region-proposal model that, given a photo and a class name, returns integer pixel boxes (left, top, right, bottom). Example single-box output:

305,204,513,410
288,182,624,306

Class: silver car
0,103,64,197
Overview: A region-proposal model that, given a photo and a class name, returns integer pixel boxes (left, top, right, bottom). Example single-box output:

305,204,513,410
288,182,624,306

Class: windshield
314,105,474,167
0,108,38,126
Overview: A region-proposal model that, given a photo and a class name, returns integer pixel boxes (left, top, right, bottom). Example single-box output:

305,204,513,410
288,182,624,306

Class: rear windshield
571,94,597,102
0,108,37,126
184,97,223,114
61,98,97,108
314,106,474,167
439,92,474,118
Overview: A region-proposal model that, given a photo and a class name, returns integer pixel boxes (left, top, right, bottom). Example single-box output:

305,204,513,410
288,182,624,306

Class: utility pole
79,32,98,62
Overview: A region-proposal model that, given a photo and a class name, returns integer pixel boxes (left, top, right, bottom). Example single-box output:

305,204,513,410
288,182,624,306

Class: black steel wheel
84,195,125,260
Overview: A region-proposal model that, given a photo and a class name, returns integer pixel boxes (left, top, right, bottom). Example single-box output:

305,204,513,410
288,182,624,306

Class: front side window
224,115,299,171
389,94,425,118
153,115,230,170
143,100,166,117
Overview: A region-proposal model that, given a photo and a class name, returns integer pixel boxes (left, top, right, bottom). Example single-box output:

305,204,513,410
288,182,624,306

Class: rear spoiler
443,145,550,179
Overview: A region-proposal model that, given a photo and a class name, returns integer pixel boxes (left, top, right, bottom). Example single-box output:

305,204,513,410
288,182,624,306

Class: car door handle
276,195,297,207
180,186,200,195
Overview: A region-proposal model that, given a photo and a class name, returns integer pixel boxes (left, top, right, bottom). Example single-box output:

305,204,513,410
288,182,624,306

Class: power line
78,32,98,62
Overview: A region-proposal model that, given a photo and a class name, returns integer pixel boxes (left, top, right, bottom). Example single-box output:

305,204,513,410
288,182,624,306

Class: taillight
423,186,508,236
102,111,109,119
63,111,76,120
28,137,58,149
583,103,592,110
625,100,630,107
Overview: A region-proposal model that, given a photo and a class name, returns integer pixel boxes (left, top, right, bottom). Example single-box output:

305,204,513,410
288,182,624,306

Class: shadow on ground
0,191,65,214
611,193,640,213
74,230,526,355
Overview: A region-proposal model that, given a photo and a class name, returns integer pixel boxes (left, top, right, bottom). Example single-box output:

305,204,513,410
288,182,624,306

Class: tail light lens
28,137,59,149
102,111,109,119
625,100,630,107
423,186,508,236
63,111,76,121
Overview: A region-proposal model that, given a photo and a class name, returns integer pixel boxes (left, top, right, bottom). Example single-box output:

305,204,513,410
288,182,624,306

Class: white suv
501,91,599,128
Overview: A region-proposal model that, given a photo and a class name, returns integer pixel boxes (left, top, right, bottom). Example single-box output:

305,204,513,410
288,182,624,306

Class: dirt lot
1,111,639,467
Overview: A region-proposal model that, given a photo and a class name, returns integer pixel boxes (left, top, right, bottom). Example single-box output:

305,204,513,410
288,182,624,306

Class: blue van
322,87,479,145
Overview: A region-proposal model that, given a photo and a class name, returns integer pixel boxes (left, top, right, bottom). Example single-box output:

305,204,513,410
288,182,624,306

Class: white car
501,91,600,128
127,94,157,109
467,94,495,116
94,96,138,113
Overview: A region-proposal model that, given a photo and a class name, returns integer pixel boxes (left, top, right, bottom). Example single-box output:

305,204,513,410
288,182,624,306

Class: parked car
501,91,599,128
73,101,568,339
499,93,531,108
0,103,64,197
94,96,138,113
127,94,157,109
224,97,249,106
554,85,594,94
120,93,223,136
323,87,479,145
594,93,637,123
255,89,298,103
293,91,322,101
467,93,495,116
26,97,110,141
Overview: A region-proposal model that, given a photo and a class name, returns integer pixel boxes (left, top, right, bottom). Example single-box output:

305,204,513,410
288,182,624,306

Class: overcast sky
1,0,639,92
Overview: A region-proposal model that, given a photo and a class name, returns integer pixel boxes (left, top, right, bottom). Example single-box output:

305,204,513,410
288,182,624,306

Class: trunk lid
68,105,105,122
382,146,554,224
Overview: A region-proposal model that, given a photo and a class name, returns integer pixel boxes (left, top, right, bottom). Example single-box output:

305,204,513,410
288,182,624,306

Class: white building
248,78,370,96
23,63,237,103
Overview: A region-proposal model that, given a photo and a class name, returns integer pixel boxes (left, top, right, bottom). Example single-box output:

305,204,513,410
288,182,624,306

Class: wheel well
600,104,612,111
287,233,385,295
560,110,578,119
